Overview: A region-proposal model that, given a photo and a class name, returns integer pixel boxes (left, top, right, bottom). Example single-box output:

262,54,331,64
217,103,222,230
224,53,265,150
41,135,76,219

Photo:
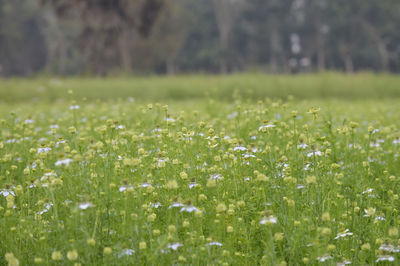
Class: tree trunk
314,0,325,71
212,0,231,73
118,29,134,71
166,55,175,75
360,19,389,71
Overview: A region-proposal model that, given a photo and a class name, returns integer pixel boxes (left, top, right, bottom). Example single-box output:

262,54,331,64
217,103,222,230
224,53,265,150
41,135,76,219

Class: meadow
1,73,400,265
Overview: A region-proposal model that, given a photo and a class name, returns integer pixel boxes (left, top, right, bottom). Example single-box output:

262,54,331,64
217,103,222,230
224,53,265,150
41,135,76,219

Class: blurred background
0,0,400,77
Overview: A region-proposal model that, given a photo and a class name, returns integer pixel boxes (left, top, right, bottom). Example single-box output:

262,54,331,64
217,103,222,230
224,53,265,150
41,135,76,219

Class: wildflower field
1,74,400,265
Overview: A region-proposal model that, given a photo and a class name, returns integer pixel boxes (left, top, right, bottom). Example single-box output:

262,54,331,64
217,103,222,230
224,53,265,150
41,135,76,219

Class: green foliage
0,73,400,104
1,82,400,264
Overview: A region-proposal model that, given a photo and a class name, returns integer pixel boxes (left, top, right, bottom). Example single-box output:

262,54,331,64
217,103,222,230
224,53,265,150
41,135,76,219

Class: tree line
0,0,399,76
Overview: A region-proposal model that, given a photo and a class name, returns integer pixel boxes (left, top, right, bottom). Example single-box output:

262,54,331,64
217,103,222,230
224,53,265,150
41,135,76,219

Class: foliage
1,82,400,264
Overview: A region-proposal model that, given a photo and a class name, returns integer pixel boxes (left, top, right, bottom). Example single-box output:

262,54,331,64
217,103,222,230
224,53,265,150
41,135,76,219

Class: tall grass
1,72,399,103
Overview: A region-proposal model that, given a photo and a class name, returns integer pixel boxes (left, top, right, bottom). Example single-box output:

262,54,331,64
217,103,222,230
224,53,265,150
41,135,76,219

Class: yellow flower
139,241,147,250
180,172,188,179
274,232,284,241
67,250,78,261
168,225,176,234
5,253,19,266
103,247,112,255
306,176,316,184
389,227,398,237
216,203,227,213
166,180,178,189
361,243,370,251
87,238,96,246
51,251,63,261
206,179,216,188
322,212,330,222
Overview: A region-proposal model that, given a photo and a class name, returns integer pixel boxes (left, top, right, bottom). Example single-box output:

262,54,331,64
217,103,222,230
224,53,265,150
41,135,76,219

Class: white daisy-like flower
78,202,94,210
258,124,276,131
260,216,277,225
233,146,247,151
150,202,162,208
297,143,308,149
376,255,395,262
362,188,373,194
209,174,222,180
119,185,133,192
189,183,198,189
167,243,183,251
118,249,135,258
55,158,73,166
334,229,353,239
180,206,200,213
38,147,51,154
205,242,223,247
337,260,352,265
139,183,152,188
316,255,333,262
0,189,15,197
38,202,53,215
307,151,322,157
379,244,400,253
70,105,80,110
169,203,184,209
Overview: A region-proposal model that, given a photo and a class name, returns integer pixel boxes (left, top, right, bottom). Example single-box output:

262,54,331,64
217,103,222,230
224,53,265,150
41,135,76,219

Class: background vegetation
1,0,400,76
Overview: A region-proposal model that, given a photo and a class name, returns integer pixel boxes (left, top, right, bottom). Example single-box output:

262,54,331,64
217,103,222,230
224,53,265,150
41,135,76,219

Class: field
1,73,400,265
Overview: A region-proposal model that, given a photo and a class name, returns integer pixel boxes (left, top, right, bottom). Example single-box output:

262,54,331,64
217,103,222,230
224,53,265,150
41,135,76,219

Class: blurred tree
40,0,164,75
0,0,47,76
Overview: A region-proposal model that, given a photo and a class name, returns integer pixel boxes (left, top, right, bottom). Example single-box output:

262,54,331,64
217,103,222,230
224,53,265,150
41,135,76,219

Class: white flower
38,147,51,154
379,244,400,253
55,158,73,166
296,185,305,189
70,105,80,110
297,143,308,149
169,203,184,209
78,202,94,210
376,255,395,262
118,249,135,258
307,151,322,157
167,243,183,251
259,124,276,131
38,202,53,215
139,183,152,188
150,202,162,208
362,188,373,194
189,183,198,189
210,174,222,180
233,146,247,151
0,189,15,197
260,216,277,225
334,229,353,239
337,260,352,265
24,119,34,124
165,118,175,122
205,242,223,247
180,206,200,213
119,185,133,192
226,112,237,119
374,216,386,221
316,255,333,262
